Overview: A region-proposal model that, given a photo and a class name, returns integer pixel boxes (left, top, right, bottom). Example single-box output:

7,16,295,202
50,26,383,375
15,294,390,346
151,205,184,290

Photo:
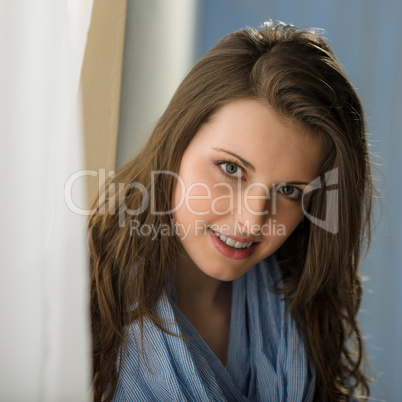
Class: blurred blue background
195,1,402,400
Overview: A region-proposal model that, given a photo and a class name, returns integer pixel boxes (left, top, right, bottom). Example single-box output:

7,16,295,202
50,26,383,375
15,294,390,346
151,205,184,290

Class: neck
173,256,231,309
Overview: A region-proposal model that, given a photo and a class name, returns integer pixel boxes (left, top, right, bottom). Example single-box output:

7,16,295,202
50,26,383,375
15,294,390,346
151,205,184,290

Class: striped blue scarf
112,256,316,401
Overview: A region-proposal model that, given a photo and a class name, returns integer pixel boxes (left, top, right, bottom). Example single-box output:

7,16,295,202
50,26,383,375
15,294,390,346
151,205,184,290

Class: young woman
89,21,373,401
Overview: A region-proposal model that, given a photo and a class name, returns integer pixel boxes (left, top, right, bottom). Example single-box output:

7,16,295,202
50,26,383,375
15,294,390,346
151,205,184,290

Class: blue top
112,256,316,401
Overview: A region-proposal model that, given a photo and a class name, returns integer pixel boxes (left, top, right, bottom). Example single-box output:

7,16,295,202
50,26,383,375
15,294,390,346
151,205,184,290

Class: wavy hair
89,21,373,401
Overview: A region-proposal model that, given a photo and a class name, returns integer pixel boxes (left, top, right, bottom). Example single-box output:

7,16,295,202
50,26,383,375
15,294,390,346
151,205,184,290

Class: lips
209,228,254,250
209,228,259,260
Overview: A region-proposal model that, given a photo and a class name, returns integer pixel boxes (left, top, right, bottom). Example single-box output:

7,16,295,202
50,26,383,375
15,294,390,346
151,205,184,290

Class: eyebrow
212,147,255,172
286,181,310,186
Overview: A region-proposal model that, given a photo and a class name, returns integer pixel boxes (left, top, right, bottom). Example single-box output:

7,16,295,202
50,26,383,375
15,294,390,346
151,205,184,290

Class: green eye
225,163,238,175
217,161,244,180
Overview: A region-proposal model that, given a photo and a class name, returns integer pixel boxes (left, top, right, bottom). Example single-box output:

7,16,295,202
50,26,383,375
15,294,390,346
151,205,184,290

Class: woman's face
172,99,323,281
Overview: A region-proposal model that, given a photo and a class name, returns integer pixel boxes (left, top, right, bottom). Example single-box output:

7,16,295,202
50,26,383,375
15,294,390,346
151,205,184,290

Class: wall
81,0,127,208
116,0,198,168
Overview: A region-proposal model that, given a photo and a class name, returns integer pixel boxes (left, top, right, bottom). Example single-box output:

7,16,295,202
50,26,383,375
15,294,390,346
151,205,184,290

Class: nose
232,183,271,234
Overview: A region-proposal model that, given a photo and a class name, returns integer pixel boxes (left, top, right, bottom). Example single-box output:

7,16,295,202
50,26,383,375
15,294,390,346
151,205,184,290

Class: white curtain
0,1,93,400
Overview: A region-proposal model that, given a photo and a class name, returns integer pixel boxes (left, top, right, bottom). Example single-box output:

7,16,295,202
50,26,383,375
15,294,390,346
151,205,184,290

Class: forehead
185,99,324,183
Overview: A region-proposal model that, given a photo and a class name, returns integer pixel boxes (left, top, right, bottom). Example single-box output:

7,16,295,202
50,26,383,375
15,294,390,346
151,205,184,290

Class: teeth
225,237,236,247
210,229,254,250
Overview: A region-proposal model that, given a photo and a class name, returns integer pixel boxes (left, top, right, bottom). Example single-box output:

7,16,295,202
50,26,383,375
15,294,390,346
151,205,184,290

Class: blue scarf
112,256,316,401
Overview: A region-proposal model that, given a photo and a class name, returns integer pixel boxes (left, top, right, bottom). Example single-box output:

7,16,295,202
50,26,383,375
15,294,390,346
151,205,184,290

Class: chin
203,264,252,282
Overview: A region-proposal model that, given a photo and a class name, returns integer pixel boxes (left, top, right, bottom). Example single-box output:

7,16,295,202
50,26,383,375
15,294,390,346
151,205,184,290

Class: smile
210,228,254,250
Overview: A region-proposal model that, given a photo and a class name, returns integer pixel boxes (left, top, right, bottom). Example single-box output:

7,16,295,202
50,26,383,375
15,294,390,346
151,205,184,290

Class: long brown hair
89,21,373,401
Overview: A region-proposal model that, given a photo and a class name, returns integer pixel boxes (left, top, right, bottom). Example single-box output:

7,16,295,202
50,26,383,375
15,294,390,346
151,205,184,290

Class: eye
219,162,243,179
276,184,302,201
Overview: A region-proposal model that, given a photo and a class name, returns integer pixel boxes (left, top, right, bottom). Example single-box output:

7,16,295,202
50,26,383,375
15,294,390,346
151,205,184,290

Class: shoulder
112,294,199,401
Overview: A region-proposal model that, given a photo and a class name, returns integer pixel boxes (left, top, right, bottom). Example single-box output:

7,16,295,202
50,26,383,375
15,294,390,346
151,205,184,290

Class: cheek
184,185,214,216
172,170,214,226
209,183,237,215
174,159,229,217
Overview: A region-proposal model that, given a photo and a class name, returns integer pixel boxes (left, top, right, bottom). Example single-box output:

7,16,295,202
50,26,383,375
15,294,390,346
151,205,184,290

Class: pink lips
209,228,259,260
